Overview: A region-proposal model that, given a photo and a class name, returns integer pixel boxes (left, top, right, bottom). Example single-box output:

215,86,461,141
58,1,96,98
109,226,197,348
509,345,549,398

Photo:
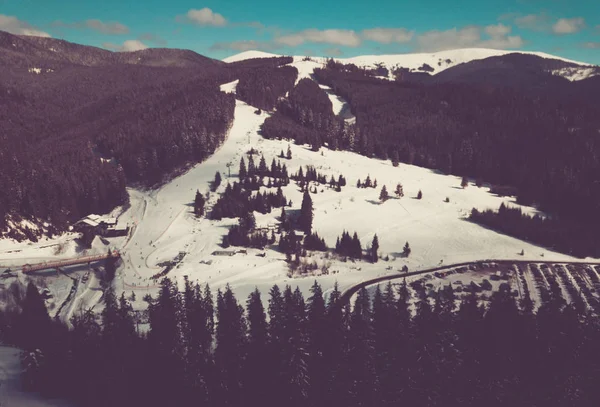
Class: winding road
337,258,600,307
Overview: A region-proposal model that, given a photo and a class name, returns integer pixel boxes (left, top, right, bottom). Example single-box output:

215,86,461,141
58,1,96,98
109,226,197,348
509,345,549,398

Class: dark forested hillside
0,30,298,239
236,65,298,110
0,30,226,69
262,77,343,151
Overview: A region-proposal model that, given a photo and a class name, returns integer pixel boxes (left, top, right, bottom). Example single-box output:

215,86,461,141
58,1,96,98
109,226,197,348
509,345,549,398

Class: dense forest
0,29,295,239
470,204,600,257
3,274,600,407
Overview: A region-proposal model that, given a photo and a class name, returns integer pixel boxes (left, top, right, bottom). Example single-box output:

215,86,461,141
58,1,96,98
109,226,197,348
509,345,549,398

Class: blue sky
1,0,599,63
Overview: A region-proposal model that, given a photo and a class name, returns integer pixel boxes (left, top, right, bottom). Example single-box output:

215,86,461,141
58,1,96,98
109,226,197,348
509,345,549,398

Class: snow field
110,97,583,306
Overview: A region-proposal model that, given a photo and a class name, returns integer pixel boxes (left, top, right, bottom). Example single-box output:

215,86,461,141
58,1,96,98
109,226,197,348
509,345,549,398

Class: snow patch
220,79,239,94
551,67,599,81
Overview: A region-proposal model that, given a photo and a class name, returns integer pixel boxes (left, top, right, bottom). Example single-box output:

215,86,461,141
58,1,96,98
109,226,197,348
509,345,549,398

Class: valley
2,53,598,320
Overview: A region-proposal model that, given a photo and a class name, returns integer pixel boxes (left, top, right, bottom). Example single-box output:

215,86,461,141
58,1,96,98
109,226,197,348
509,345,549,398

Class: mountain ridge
224,48,598,81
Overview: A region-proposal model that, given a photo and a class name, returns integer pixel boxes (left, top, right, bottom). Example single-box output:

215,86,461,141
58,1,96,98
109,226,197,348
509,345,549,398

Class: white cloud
552,17,585,34
514,13,549,31
85,19,129,35
103,39,148,52
583,42,600,49
417,24,523,52
186,8,226,26
52,19,129,35
210,40,277,52
0,14,50,37
361,28,414,44
323,47,343,56
139,33,167,46
276,29,361,47
485,23,511,38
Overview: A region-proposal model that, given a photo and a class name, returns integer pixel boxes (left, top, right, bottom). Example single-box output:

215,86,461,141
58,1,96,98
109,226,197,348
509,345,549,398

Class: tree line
3,273,600,407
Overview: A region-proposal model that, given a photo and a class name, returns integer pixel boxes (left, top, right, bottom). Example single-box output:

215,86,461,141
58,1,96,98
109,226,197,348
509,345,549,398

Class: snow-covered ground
224,48,597,81
106,99,583,307
0,99,591,310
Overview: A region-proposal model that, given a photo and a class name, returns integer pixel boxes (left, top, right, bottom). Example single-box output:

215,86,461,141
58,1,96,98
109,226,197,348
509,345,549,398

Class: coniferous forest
0,29,295,240
2,275,600,407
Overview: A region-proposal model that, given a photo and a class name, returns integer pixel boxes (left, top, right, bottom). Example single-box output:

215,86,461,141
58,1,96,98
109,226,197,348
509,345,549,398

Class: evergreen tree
306,280,328,405
211,171,222,192
461,176,468,188
417,190,423,199
239,157,247,179
391,150,400,167
17,282,52,351
147,278,186,406
248,155,256,177
215,285,247,406
395,183,404,198
298,190,314,234
244,289,269,404
348,287,378,406
370,234,379,263
402,241,411,257
194,190,206,217
240,211,256,231
352,232,363,259
287,144,292,159
379,185,389,202
258,155,268,177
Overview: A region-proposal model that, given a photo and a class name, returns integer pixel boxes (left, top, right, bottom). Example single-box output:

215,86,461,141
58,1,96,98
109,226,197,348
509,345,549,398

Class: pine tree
402,241,411,257
351,232,362,259
258,155,268,177
395,183,404,198
147,278,186,406
306,281,327,406
244,289,269,405
370,234,379,263
17,282,52,350
287,144,292,159
248,155,256,177
417,189,423,199
215,285,247,406
240,211,256,231
461,176,468,188
194,190,205,217
298,190,313,234
379,185,389,202
391,150,400,167
212,171,222,192
239,157,247,179
348,287,378,406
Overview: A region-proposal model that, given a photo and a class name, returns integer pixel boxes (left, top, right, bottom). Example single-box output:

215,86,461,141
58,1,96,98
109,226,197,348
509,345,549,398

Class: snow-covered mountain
224,48,598,81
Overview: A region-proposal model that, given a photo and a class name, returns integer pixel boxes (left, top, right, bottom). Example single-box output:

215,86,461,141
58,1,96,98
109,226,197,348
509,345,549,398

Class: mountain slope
0,30,224,69
432,53,600,88
224,47,597,81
